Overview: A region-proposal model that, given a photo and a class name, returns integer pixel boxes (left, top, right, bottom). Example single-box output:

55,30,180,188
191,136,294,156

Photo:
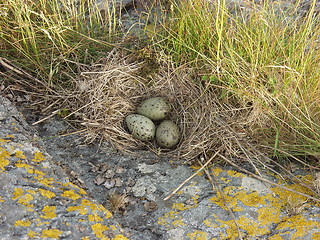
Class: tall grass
0,0,118,84
156,0,320,157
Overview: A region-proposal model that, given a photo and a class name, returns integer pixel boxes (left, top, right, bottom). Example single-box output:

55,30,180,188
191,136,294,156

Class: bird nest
58,49,256,162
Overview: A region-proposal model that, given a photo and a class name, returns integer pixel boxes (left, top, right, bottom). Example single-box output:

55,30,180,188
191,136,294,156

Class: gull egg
137,97,171,121
125,114,156,141
156,120,180,148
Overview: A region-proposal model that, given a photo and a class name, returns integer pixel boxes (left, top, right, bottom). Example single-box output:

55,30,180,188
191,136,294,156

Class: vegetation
0,0,319,161
155,0,320,158
0,0,118,85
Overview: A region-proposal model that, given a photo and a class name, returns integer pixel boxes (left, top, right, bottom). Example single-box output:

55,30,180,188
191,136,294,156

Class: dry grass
48,49,261,162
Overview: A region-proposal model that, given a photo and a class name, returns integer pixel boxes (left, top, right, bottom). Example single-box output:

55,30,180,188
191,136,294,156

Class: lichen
0,147,10,171
14,219,31,227
61,190,81,200
39,188,56,199
32,151,45,163
41,229,62,238
41,206,57,219
186,230,209,240
91,223,109,239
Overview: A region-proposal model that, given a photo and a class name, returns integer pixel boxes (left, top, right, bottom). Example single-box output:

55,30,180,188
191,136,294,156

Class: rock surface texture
0,96,128,239
1,94,320,239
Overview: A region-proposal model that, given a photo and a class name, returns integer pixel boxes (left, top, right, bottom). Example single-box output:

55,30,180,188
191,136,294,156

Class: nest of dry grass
53,49,257,162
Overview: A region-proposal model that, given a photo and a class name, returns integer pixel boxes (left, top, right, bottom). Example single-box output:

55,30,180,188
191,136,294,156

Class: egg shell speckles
137,97,171,121
125,114,156,141
156,120,180,148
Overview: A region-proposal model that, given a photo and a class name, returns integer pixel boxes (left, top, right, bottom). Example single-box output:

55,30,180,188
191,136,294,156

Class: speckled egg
137,97,171,121
156,120,180,148
125,114,156,141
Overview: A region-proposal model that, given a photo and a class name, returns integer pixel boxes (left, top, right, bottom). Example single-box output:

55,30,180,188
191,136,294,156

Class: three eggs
125,97,180,148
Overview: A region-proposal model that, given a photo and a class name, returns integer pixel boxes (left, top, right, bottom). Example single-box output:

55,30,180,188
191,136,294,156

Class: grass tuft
0,0,118,84
155,0,320,158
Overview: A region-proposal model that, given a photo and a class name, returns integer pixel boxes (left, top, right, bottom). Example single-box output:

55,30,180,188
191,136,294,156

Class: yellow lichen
88,213,103,222
257,206,280,225
15,162,31,170
91,223,109,239
172,219,186,227
172,202,195,211
17,193,34,209
112,235,129,240
34,175,54,187
186,230,209,240
209,191,243,212
0,139,10,145
28,230,39,238
61,190,81,200
212,168,223,176
81,199,112,219
67,205,88,215
12,188,24,200
239,191,266,207
0,196,4,202
158,210,180,226
82,237,90,240
15,150,26,159
39,188,56,199
0,147,10,171
41,206,57,219
227,170,245,178
32,151,45,163
203,219,218,228
275,215,320,238
41,229,62,238
14,219,31,227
